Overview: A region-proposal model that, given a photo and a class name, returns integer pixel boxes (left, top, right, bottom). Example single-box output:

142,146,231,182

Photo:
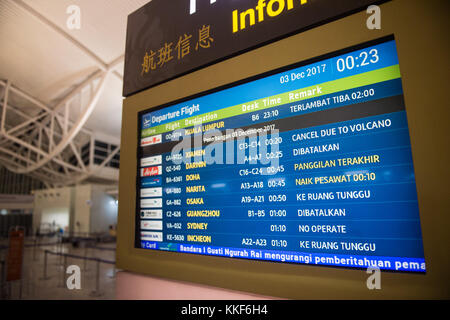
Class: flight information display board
136,37,426,272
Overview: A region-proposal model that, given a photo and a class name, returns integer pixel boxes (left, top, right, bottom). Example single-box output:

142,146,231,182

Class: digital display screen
136,36,426,272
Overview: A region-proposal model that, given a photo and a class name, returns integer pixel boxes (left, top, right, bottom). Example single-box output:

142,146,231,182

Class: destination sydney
136,39,426,272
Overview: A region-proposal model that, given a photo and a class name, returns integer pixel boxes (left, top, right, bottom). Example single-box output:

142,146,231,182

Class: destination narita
186,185,206,193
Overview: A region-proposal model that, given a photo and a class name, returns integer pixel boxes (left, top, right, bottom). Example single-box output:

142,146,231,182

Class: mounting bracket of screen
135,36,426,273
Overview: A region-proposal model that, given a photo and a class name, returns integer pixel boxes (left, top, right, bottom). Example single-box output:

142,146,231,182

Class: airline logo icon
141,177,161,187
141,134,162,147
141,166,162,177
141,231,163,242
143,118,151,127
141,155,162,167
140,187,162,198
141,220,163,231
141,209,163,219
141,198,162,208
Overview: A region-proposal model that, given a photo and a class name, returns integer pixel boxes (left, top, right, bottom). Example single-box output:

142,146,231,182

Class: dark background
123,0,383,97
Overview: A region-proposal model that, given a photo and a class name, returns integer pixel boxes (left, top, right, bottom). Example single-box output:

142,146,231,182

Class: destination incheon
187,235,211,243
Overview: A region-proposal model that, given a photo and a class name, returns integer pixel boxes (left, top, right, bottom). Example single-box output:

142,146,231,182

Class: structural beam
11,0,124,81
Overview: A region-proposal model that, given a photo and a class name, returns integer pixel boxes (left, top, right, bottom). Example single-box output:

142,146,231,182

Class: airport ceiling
0,0,152,186
0,0,151,140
